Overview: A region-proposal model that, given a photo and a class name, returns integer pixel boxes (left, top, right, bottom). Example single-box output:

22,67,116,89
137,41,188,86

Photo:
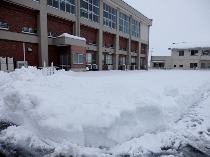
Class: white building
150,41,210,69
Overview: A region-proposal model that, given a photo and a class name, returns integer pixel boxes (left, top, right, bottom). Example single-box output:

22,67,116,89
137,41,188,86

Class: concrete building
150,41,210,70
0,0,152,71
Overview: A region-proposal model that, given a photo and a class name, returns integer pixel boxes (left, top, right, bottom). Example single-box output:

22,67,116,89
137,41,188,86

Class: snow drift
0,67,210,148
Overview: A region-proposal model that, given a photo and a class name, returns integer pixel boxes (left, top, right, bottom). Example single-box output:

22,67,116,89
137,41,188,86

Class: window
86,53,92,63
0,22,9,30
201,63,210,69
22,27,37,34
174,65,176,67
47,0,75,14
191,50,198,56
202,50,210,56
190,63,197,68
73,53,83,64
103,3,116,29
178,50,184,56
131,58,136,65
106,55,113,65
179,65,183,68
119,56,125,65
80,0,99,23
119,12,130,34
132,19,140,38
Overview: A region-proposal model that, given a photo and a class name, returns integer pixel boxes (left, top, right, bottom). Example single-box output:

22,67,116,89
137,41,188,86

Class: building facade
0,0,152,71
150,42,210,70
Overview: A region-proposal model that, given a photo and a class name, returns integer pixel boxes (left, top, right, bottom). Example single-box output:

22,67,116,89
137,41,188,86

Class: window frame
178,50,184,56
190,50,198,56
73,53,84,64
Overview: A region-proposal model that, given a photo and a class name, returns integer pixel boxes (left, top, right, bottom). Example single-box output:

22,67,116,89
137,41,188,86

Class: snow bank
0,67,210,149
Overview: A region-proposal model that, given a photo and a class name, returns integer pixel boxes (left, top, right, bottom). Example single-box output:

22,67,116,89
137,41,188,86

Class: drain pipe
23,42,26,67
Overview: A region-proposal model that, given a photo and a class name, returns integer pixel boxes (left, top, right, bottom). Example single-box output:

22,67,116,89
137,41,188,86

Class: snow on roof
57,33,86,41
169,41,210,49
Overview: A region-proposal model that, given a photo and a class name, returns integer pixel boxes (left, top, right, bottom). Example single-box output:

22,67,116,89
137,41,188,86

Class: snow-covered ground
0,67,210,156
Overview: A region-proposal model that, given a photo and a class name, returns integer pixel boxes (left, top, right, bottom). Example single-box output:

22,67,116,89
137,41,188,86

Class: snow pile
57,33,86,41
164,86,179,97
0,67,210,150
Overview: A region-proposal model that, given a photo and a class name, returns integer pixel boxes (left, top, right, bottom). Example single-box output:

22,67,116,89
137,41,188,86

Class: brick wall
71,45,86,69
47,15,73,36
131,40,138,52
0,40,38,67
119,37,128,50
0,1,37,33
103,32,115,48
141,43,147,54
48,45,60,66
80,25,97,45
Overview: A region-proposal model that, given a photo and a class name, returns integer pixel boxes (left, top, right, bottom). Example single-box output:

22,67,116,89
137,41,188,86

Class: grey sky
123,0,210,56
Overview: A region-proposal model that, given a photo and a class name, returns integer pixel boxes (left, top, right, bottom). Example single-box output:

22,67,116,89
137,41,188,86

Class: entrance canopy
54,33,86,47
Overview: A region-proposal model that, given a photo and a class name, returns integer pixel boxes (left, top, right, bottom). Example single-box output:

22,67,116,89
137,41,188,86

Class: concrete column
38,0,48,66
145,25,151,70
75,0,80,36
97,0,103,70
126,15,132,70
113,8,120,70
137,42,141,70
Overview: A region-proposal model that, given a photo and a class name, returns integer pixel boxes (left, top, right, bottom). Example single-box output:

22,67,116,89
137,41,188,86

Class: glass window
103,3,116,29
80,0,99,23
73,54,84,64
119,56,125,65
47,0,75,14
191,50,198,56
119,12,130,34
131,19,140,38
86,53,92,63
178,51,184,56
106,55,113,65
202,50,210,55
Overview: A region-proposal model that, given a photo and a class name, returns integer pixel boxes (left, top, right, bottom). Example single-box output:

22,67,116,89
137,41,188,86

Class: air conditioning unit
48,32,56,38
16,61,28,69
22,27,29,32
89,40,93,45
86,64,92,71
92,64,98,70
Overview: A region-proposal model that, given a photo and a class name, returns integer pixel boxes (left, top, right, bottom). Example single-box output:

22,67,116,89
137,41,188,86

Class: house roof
169,41,210,50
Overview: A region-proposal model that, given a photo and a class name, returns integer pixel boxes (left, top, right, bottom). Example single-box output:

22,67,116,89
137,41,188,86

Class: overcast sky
123,0,210,56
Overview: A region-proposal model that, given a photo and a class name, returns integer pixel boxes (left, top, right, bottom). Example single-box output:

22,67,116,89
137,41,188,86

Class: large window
178,50,184,56
191,50,198,56
103,3,116,29
47,0,75,14
80,0,99,23
119,56,125,65
106,55,113,65
201,63,210,69
131,58,136,65
202,50,210,56
73,53,83,64
132,19,140,38
119,12,130,34
190,63,197,68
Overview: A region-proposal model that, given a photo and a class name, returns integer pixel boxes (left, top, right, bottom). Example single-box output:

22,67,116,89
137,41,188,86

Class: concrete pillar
75,0,80,36
126,15,132,70
113,8,120,70
145,25,151,70
96,0,103,70
137,42,141,70
38,0,48,66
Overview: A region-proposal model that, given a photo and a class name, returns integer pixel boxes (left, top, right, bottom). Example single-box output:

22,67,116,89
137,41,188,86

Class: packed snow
0,67,210,156
57,33,86,41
